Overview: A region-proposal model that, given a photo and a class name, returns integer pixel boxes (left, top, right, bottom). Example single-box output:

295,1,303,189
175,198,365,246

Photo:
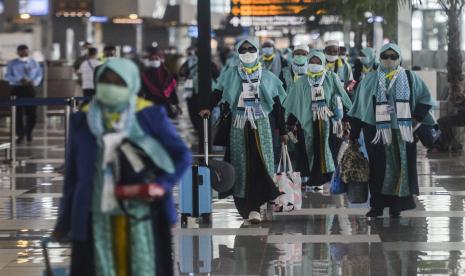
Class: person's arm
5,61,22,86
169,87,180,105
54,114,78,236
163,77,177,100
286,113,298,128
209,89,223,110
331,72,352,122
178,61,189,78
31,62,43,86
138,107,192,192
212,63,221,81
273,96,287,135
279,70,287,91
349,116,363,141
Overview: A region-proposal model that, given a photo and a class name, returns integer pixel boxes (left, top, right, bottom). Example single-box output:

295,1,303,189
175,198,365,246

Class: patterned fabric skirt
230,117,277,199
92,212,155,276
362,127,418,211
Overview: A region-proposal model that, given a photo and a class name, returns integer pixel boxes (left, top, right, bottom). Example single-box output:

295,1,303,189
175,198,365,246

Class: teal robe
349,70,436,127
283,72,352,174
348,69,435,197
214,65,286,198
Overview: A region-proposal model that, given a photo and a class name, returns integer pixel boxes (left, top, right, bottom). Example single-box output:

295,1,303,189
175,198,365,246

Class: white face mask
239,52,258,65
325,54,338,63
381,59,400,70
308,64,324,73
148,60,161,68
19,57,29,62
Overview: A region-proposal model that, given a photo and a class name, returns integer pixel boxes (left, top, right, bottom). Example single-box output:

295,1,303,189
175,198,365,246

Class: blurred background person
73,41,92,72
5,44,43,143
78,47,101,98
140,48,182,119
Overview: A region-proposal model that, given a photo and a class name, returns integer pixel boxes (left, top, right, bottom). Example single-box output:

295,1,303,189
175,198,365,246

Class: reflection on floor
0,111,465,276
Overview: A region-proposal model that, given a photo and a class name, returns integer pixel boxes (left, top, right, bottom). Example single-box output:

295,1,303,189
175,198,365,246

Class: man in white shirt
78,47,101,97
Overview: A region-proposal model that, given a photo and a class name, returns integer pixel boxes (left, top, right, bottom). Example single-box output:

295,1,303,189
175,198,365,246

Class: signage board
231,0,323,16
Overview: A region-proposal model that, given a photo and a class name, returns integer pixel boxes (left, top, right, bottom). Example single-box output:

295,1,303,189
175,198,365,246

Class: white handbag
273,145,302,212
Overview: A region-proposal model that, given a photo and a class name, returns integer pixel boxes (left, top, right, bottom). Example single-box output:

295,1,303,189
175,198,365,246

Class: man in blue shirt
5,45,43,143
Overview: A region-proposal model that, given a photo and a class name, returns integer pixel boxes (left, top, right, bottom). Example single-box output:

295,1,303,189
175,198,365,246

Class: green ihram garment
349,59,435,197
214,65,286,198
283,71,352,175
88,59,175,276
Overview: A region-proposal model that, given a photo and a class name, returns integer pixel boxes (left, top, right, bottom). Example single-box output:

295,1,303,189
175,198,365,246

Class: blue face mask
262,47,274,56
293,55,308,66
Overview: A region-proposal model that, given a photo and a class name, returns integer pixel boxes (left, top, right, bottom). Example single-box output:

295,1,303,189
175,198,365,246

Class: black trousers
187,94,201,131
151,201,174,276
83,89,95,98
11,86,36,138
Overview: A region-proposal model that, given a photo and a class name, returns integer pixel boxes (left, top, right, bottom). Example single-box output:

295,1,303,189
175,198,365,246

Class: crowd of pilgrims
196,38,434,222
52,37,434,276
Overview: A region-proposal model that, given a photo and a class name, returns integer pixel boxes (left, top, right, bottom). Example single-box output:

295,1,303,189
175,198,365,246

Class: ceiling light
20,13,31,19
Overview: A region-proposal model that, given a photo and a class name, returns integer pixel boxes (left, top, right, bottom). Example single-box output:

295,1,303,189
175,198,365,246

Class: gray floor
0,109,465,276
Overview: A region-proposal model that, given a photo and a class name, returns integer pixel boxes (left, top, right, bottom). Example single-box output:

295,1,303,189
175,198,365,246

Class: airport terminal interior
0,0,465,275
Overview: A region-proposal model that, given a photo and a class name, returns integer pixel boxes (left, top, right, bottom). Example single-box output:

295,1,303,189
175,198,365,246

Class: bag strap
284,145,294,173
277,145,285,173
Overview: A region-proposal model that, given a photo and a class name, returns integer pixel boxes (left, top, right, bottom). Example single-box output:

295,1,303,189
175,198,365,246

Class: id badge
387,105,396,114
242,83,258,98
253,100,263,117
184,79,193,89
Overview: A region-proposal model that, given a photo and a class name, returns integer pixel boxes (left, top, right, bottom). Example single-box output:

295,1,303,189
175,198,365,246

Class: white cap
293,45,310,53
324,40,340,48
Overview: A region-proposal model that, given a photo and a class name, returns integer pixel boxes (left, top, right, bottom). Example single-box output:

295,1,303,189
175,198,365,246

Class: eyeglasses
238,47,257,54
380,53,399,60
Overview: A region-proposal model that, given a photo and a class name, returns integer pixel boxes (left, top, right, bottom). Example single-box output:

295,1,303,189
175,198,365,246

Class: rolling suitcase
178,235,213,274
180,118,212,225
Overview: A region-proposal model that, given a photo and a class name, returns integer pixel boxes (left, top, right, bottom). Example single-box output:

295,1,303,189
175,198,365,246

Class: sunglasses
380,53,399,60
238,47,257,54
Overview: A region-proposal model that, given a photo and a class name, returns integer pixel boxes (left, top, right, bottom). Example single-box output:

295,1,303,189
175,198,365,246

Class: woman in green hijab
199,38,287,224
53,58,192,276
282,45,310,91
283,50,352,187
359,47,378,80
349,43,434,218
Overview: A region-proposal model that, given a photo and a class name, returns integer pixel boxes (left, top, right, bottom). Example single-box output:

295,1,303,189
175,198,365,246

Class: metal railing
0,96,88,165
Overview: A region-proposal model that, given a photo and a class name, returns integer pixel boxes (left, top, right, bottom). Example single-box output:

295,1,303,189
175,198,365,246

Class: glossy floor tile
0,105,465,276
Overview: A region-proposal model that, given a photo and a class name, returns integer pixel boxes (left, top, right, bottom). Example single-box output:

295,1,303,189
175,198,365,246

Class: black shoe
366,209,383,218
16,137,24,144
390,209,401,218
27,134,32,142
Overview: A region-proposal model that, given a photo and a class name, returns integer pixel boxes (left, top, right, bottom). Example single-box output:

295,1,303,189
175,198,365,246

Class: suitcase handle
41,237,53,276
203,117,209,166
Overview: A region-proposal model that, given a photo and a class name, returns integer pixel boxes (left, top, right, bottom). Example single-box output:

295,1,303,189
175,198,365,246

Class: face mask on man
96,83,131,108
325,54,338,63
262,47,274,56
239,52,258,65
293,55,308,66
308,64,324,73
19,57,29,62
